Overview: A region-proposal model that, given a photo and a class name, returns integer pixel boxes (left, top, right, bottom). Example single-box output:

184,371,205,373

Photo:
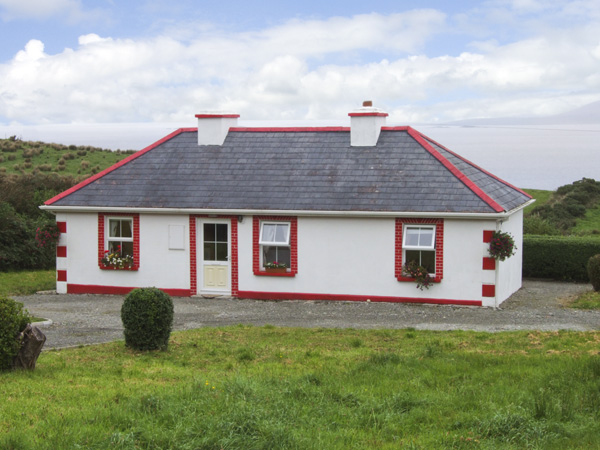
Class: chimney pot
363,100,373,107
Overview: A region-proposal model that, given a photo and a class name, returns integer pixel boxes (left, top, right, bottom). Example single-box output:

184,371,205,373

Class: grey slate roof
46,127,531,214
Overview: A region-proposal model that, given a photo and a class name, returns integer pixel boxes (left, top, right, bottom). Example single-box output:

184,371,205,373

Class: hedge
523,235,600,282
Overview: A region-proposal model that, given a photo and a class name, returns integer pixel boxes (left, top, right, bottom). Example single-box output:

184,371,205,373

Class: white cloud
1,8,600,124
0,0,84,20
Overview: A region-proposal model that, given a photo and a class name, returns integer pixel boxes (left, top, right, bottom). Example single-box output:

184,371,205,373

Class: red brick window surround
98,213,140,270
253,216,298,277
395,218,444,283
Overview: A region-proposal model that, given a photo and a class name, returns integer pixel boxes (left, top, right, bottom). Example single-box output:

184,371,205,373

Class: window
108,218,134,257
203,223,228,261
98,213,140,270
260,221,291,268
395,219,444,282
403,226,436,273
253,216,298,276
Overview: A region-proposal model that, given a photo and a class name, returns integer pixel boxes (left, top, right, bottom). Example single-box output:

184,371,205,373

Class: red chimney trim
195,114,240,119
348,112,389,117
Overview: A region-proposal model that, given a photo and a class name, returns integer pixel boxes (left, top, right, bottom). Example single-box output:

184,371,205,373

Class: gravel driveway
15,280,600,350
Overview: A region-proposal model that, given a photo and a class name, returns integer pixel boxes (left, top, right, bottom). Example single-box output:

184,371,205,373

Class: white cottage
42,103,532,307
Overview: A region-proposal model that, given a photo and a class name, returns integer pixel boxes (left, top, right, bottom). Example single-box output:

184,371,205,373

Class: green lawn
0,270,55,297
569,290,600,309
2,326,600,449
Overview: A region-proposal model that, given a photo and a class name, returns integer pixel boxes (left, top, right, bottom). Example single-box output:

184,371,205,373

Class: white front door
198,219,230,294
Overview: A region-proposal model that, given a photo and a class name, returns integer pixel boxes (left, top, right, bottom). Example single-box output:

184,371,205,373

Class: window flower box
265,267,288,274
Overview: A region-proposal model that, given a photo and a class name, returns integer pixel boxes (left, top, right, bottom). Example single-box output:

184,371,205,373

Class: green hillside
0,137,135,177
524,179,600,236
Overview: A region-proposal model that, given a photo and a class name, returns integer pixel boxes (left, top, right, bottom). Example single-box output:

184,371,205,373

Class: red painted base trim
237,290,482,306
67,284,192,297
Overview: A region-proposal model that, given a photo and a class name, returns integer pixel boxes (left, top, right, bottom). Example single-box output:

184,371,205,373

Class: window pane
204,242,216,261
405,250,420,266
421,251,435,273
419,228,434,247
108,241,121,253
204,224,215,242
121,242,134,257
274,224,289,243
216,224,227,243
261,224,276,243
120,220,132,238
263,245,277,265
275,246,291,267
405,228,420,246
109,219,120,238
216,243,228,261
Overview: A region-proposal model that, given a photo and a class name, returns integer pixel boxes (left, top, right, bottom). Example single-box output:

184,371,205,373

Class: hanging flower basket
488,231,516,261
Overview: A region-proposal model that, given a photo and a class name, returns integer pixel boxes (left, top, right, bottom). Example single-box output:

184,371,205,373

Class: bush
588,255,600,291
0,296,31,371
523,236,600,281
121,288,174,351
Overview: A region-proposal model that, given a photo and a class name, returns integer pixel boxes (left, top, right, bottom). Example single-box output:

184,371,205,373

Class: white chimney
348,101,388,146
195,112,240,145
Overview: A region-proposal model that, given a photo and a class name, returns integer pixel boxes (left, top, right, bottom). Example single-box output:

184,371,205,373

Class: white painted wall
57,211,523,305
238,216,512,304
60,213,190,291
495,209,524,305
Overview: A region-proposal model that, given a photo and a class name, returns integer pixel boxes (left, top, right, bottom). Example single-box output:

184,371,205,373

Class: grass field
0,138,133,177
0,270,55,297
1,326,600,449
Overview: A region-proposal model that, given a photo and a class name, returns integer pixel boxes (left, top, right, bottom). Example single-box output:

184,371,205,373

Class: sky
1,0,600,126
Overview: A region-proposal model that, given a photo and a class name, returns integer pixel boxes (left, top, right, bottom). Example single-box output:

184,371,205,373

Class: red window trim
253,216,298,277
98,213,140,271
395,218,444,283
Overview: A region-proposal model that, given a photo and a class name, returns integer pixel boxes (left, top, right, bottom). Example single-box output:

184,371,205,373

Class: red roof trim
195,114,240,119
406,127,505,213
417,133,532,199
230,126,350,132
44,128,196,205
348,112,389,117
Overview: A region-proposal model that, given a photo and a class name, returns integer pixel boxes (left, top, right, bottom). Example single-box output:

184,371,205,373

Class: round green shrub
0,296,32,371
121,288,174,351
588,254,600,292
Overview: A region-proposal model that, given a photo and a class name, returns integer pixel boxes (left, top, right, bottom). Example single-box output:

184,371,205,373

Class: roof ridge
419,133,532,199
405,127,505,213
230,126,349,132
44,127,195,205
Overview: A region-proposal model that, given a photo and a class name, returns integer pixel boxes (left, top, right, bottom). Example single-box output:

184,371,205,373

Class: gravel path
15,280,600,350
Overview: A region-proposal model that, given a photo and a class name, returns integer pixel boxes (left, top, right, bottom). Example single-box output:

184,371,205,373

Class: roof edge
40,205,520,219
406,127,505,213
44,128,196,206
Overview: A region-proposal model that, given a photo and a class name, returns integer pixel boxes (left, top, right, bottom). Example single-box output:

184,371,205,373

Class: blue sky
1,0,600,125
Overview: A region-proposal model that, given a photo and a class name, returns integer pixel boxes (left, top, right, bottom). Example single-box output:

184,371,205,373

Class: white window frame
403,225,436,250
106,217,134,254
259,221,291,270
403,225,436,274
259,222,290,246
